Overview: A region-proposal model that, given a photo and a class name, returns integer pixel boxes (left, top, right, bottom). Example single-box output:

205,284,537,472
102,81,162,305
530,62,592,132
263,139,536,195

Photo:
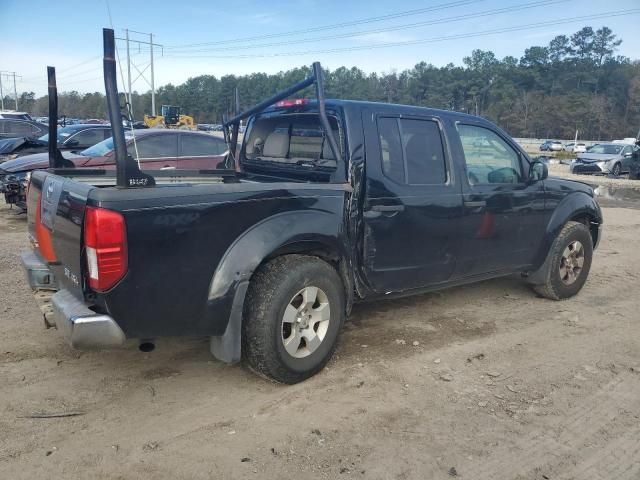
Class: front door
452,123,547,277
362,110,463,293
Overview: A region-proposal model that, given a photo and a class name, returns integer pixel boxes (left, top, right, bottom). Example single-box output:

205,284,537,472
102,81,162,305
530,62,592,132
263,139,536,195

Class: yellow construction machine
144,105,195,129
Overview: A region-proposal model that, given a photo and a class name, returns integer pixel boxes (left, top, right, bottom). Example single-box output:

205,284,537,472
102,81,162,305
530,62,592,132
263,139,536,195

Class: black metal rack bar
222,62,342,164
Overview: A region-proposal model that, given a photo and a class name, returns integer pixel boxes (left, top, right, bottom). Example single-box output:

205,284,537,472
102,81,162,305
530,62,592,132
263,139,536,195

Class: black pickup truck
21,30,602,384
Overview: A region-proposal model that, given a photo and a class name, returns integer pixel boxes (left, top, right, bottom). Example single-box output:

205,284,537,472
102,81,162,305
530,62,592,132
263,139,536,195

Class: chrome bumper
52,290,126,349
21,249,126,349
20,249,58,290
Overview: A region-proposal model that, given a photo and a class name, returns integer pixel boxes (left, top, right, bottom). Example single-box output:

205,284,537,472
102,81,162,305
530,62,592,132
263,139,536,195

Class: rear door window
180,134,227,156
377,117,447,184
5,120,36,136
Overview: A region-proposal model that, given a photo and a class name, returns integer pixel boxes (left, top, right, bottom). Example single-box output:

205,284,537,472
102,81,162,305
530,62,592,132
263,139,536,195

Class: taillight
25,171,32,199
84,206,127,292
275,98,308,108
35,193,57,262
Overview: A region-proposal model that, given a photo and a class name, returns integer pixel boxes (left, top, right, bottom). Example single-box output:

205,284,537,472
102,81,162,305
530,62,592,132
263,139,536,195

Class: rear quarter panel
89,182,349,338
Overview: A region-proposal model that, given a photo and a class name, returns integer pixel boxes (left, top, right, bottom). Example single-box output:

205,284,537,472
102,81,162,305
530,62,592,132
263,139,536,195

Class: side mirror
529,160,548,183
624,152,632,158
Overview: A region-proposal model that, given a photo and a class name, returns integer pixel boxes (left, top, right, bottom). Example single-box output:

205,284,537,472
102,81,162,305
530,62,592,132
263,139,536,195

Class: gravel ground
1,203,639,480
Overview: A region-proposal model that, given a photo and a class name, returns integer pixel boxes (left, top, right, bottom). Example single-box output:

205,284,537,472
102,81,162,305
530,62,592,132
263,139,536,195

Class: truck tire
532,221,593,300
242,255,345,384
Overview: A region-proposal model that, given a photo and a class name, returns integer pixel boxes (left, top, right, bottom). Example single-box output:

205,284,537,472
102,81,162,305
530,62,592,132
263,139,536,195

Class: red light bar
275,98,309,108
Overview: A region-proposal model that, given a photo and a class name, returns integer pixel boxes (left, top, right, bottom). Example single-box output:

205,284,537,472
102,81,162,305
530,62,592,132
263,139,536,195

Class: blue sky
1,0,639,96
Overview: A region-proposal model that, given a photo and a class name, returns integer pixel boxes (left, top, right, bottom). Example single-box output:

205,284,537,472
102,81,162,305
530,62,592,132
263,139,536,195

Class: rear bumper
21,249,126,349
21,249,58,290
52,290,126,349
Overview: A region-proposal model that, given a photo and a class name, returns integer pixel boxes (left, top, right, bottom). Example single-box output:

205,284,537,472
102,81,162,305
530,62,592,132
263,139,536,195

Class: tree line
11,26,640,140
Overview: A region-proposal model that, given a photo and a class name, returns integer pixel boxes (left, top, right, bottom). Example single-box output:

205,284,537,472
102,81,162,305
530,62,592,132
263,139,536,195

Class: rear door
1,120,40,139
362,109,463,293
178,133,227,169
132,133,178,170
452,122,547,277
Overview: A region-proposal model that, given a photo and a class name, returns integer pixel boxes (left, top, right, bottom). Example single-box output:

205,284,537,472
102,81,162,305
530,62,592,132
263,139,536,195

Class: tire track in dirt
468,374,640,479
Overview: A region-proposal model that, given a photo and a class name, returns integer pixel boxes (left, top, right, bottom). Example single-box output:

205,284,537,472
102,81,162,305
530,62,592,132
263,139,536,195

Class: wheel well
569,214,600,247
258,242,353,311
263,241,340,268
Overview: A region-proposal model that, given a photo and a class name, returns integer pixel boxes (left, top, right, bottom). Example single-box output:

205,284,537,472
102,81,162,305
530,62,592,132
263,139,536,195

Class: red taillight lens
34,193,57,262
84,206,127,292
275,98,308,108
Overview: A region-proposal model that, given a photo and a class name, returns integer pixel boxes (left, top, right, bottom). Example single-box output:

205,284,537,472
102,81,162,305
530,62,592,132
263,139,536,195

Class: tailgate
29,170,92,298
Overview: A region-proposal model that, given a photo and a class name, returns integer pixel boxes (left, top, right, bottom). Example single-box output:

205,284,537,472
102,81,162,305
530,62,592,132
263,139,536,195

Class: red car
1,130,229,208
74,129,229,170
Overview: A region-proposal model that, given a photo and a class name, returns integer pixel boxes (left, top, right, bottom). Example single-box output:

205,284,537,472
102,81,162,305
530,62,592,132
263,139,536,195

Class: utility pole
13,73,17,110
0,74,4,110
150,33,155,116
0,71,21,110
115,30,162,117
125,28,132,113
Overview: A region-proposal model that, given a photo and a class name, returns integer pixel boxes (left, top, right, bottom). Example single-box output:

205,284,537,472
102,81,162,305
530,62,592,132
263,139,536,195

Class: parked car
540,140,564,151
570,142,640,176
0,118,48,140
0,124,112,163
565,142,587,153
0,129,228,208
20,70,603,384
629,157,640,180
0,111,34,120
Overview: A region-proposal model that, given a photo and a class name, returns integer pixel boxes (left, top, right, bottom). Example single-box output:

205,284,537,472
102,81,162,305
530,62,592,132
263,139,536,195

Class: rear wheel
532,221,593,300
242,255,345,384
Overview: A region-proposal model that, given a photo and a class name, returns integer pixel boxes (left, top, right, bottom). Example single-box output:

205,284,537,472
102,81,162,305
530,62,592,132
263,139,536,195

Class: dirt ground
1,199,639,480
548,163,640,190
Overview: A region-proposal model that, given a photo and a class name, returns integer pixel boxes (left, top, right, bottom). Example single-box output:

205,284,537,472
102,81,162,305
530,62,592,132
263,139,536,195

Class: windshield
81,136,113,156
587,144,623,155
79,131,130,157
38,126,79,144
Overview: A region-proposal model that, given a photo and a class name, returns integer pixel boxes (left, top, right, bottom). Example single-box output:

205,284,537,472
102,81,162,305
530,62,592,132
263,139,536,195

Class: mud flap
209,281,248,364
524,247,553,286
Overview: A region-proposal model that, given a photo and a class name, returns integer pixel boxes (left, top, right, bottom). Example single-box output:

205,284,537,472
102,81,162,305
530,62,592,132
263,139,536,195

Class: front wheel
532,221,593,300
611,162,622,176
242,255,345,384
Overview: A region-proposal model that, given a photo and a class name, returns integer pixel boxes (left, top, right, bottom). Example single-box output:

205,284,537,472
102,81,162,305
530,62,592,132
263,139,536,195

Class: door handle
364,204,405,219
463,200,486,208
371,205,405,212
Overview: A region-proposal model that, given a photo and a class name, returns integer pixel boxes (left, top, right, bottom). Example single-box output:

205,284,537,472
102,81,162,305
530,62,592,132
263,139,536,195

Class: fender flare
527,192,602,284
209,210,346,363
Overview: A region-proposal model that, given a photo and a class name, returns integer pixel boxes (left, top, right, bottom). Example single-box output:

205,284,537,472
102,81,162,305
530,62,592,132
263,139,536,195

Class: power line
0,71,21,110
164,0,485,49
164,9,640,59
166,0,568,53
116,29,163,115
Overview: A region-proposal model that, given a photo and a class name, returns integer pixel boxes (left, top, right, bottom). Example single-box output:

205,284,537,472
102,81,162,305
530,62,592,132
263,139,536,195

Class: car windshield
38,126,80,144
588,144,623,155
